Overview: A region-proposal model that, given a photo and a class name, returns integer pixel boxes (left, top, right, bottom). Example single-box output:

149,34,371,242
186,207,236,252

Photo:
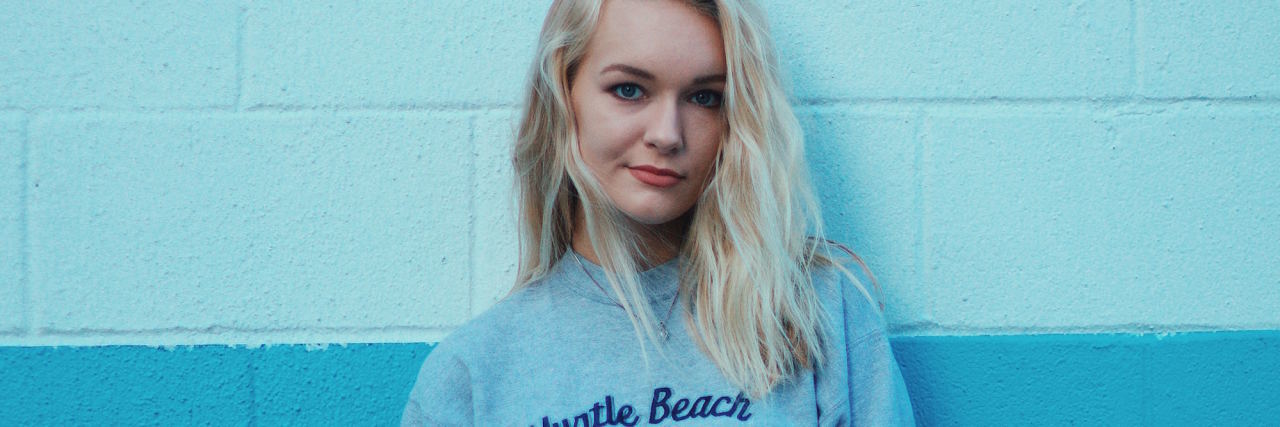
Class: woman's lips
628,165,683,188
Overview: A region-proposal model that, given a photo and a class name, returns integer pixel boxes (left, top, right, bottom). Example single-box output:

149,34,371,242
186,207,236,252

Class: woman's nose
643,97,682,154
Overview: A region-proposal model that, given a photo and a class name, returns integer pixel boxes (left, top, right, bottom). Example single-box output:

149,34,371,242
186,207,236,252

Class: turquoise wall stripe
1,343,432,426
2,345,256,425
895,331,1280,426
2,331,1277,425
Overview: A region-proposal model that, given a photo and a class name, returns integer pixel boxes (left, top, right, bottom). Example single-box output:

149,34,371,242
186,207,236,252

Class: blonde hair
511,0,878,398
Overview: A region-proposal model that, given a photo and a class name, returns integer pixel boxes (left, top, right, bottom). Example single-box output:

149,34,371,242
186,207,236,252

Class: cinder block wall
2,0,1278,424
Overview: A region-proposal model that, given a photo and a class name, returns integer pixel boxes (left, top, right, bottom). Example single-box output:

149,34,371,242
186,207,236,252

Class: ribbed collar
551,249,682,307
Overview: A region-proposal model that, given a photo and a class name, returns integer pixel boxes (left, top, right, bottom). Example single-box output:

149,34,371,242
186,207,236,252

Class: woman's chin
617,207,690,228
621,213,678,227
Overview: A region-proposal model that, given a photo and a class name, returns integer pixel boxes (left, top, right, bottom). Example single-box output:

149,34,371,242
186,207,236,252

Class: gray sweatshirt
402,250,915,426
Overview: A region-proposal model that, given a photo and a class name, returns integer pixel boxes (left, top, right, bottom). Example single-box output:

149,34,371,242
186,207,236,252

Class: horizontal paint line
2,330,1277,424
7,327,1280,348
889,324,1280,337
0,327,458,348
798,96,1280,106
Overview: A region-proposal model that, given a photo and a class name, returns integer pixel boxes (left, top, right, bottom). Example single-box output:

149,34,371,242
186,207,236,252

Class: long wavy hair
511,0,878,398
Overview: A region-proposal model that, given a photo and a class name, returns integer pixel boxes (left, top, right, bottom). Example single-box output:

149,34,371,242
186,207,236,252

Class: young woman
403,0,914,425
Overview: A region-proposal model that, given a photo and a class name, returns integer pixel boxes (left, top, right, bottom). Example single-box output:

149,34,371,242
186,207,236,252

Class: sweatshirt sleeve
401,344,475,427
846,313,915,426
816,257,916,426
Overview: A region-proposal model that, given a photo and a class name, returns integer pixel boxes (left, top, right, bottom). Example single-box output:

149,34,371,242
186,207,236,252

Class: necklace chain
573,251,680,342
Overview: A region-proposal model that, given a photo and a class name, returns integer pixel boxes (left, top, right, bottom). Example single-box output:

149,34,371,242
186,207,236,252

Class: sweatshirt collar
553,249,682,307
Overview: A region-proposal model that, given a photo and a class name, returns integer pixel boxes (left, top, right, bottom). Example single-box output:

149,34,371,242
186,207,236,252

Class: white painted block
29,112,473,332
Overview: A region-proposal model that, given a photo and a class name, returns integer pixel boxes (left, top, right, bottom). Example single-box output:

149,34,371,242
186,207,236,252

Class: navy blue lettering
734,393,753,421
671,397,691,421
710,396,733,416
649,387,673,423
534,389,750,426
618,405,638,426
689,395,713,418
590,401,605,427
605,396,617,425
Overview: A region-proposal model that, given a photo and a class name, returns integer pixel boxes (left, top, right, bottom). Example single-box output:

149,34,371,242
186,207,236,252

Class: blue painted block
0,1,238,108
28,113,474,332
895,331,1280,426
765,0,1131,99
0,115,22,333
798,106,920,325
250,343,433,425
243,0,552,108
1139,0,1280,98
2,332,1279,424
0,346,252,425
896,334,1147,426
1144,332,1280,425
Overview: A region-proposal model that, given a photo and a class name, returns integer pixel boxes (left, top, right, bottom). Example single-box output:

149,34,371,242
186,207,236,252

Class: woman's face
569,0,727,226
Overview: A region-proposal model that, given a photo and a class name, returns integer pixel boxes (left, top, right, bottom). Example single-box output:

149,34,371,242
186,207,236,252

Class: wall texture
2,0,1278,424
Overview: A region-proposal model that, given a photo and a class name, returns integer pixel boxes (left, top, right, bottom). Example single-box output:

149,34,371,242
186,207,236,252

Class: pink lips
628,165,683,188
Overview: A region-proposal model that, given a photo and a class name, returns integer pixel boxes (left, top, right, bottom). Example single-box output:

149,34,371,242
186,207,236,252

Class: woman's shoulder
402,278,570,422
428,280,562,357
808,240,889,338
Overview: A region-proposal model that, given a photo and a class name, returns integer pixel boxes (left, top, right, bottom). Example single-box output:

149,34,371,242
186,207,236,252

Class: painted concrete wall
3,0,1277,346
2,0,1279,424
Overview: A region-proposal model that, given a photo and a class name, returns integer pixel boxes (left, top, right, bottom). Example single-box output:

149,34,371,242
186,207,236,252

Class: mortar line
798,97,1280,106
1129,0,1140,98
912,110,926,297
15,324,1277,342
467,114,477,319
889,320,1280,336
19,113,31,336
235,3,247,112
34,324,464,336
9,98,1280,115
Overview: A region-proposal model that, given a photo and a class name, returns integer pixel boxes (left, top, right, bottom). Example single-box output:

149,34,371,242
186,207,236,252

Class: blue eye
690,90,722,108
611,84,643,100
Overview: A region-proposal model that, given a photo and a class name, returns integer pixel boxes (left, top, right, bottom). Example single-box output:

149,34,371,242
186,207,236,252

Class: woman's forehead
581,0,726,81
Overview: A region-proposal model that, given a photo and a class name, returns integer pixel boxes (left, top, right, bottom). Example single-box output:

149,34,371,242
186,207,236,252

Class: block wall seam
916,113,934,330
467,113,478,319
796,98,1280,107
242,103,522,113
899,323,1280,337
1,326,459,347
9,99,1280,116
910,108,925,303
236,3,247,113
19,113,30,336
1128,0,1139,98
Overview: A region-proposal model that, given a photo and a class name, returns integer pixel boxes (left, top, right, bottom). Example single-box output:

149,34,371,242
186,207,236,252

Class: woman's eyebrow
600,63,726,86
601,63,654,80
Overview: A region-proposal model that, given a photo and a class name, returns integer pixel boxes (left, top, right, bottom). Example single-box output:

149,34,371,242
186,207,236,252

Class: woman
403,0,914,425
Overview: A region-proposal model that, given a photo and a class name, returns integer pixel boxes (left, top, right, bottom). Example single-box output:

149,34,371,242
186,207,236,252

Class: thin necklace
573,251,680,342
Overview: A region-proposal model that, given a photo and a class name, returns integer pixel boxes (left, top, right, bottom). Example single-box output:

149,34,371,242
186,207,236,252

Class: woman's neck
571,206,688,269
